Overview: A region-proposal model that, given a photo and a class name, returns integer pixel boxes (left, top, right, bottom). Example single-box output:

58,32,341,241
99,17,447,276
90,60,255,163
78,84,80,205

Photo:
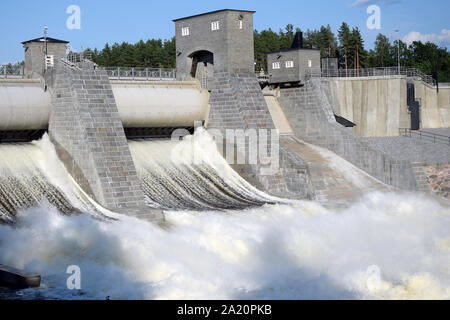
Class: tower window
182,27,190,36
238,19,243,29
211,21,220,31
272,62,280,70
308,60,312,68
286,61,294,68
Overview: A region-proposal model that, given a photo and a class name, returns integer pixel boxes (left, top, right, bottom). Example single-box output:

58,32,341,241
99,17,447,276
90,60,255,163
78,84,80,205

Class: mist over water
0,192,449,300
0,131,448,300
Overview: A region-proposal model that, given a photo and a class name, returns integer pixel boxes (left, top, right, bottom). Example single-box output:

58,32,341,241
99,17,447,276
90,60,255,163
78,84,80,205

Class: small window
286,61,294,68
272,62,280,70
211,21,220,31
238,19,243,29
182,27,190,36
308,60,312,68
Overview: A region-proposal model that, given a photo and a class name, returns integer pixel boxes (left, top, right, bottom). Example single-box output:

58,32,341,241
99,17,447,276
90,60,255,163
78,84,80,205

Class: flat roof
22,37,69,45
267,47,321,54
173,9,255,22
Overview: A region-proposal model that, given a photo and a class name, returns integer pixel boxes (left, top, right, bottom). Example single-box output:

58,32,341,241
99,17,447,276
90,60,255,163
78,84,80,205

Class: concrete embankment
320,77,450,136
320,76,409,137
414,81,450,129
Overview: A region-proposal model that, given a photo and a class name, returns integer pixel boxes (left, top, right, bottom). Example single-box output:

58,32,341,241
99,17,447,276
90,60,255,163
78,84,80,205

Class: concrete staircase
277,79,420,191
208,72,315,199
281,136,391,204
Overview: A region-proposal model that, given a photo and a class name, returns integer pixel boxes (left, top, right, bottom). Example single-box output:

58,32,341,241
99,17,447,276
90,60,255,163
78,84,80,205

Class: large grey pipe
0,80,210,130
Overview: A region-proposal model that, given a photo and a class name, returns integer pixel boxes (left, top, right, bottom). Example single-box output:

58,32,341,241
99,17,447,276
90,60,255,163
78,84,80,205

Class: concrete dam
1,9,449,223
1,8,450,300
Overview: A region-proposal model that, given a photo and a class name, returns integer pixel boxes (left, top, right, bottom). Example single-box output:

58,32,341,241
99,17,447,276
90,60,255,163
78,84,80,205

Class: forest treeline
4,22,449,82
254,24,450,82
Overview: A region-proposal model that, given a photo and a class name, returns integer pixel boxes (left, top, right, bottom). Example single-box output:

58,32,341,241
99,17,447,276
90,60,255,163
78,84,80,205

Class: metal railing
66,50,93,64
0,64,25,79
101,67,176,81
400,128,450,146
306,66,437,86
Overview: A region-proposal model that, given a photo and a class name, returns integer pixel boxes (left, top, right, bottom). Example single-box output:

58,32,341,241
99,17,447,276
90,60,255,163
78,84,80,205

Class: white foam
0,191,448,300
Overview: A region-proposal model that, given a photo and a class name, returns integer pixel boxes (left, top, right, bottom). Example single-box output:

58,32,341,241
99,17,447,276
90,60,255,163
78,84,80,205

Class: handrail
0,64,25,79
306,66,437,86
399,128,450,146
100,67,176,81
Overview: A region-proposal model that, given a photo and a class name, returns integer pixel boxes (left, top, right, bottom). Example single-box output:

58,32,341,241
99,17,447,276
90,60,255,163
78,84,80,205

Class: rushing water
0,130,449,300
129,131,279,210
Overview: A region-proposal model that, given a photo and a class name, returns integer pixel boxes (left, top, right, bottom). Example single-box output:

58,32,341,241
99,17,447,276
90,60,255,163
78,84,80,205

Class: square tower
173,9,256,84
22,37,69,78
267,32,320,85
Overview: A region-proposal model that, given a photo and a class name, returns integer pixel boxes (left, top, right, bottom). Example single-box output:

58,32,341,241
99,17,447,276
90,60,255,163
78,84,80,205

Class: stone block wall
48,60,146,210
277,79,419,191
207,72,314,199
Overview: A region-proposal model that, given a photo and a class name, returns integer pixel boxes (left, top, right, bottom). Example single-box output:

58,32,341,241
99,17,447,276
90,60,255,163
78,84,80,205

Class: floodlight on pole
44,25,48,70
394,29,400,74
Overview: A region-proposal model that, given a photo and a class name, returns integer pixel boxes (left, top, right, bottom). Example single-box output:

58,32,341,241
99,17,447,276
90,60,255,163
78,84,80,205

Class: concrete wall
321,76,409,137
414,81,450,128
277,79,420,191
207,72,314,199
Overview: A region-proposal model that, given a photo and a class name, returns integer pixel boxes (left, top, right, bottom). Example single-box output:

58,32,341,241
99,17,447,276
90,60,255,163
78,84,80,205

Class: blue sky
1,0,449,64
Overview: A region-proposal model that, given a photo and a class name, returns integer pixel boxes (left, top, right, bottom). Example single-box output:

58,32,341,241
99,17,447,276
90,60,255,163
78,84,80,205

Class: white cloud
350,0,373,7
403,29,450,46
349,0,400,8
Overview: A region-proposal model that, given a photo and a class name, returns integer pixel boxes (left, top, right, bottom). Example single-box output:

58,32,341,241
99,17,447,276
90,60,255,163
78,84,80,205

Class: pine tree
338,22,351,74
350,27,367,72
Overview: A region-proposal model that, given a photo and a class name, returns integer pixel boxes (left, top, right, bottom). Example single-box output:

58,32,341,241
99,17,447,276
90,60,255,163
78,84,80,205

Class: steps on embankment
276,79,421,192
280,136,391,203
207,72,315,200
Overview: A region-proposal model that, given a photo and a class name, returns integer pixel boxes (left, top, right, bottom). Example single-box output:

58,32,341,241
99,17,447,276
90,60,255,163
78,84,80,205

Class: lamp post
395,29,400,74
43,25,48,71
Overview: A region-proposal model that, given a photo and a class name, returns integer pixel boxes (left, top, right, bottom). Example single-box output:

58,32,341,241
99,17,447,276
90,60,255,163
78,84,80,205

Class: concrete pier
47,60,148,212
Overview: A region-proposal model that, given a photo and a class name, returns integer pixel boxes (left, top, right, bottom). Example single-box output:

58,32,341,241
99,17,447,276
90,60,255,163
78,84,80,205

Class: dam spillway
0,130,280,222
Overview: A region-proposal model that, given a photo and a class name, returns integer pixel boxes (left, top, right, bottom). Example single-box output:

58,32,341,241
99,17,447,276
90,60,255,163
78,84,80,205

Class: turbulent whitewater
0,130,449,300
0,130,278,221
129,131,280,210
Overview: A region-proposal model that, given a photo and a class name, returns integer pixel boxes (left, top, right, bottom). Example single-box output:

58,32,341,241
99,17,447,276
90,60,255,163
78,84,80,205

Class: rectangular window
211,21,220,31
238,19,243,29
182,27,190,36
308,60,312,68
272,62,280,70
285,61,294,68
